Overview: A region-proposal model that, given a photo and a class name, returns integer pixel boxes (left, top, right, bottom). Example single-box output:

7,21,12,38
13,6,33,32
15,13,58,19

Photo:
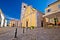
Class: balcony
43,10,60,17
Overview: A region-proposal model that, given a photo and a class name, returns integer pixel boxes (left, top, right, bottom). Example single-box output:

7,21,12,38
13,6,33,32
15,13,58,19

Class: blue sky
0,0,57,20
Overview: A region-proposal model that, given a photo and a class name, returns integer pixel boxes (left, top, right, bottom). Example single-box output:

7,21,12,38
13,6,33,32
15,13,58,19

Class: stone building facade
43,0,60,26
0,9,7,27
21,3,44,28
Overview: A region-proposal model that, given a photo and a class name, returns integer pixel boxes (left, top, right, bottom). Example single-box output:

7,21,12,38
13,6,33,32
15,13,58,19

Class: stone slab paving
0,27,16,40
0,27,16,35
16,28,60,40
0,27,60,40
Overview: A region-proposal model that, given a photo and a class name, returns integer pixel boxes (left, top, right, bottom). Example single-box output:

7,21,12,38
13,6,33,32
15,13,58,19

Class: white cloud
5,15,19,20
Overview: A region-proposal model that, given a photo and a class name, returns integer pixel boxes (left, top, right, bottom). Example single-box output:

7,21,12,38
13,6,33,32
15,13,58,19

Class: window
58,4,60,8
47,9,51,12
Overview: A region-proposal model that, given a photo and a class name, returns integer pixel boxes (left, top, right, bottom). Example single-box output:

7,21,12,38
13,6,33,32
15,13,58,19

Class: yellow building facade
43,0,60,26
21,6,37,28
21,3,43,28
9,20,18,27
9,20,15,27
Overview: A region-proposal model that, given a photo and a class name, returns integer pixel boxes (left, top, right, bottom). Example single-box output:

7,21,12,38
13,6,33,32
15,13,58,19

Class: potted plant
30,26,34,29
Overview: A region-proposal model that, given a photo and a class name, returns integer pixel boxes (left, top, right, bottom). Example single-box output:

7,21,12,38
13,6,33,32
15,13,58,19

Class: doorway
41,21,43,27
26,21,28,28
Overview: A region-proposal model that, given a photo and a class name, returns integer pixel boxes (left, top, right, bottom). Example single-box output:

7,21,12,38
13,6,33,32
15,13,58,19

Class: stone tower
21,3,27,20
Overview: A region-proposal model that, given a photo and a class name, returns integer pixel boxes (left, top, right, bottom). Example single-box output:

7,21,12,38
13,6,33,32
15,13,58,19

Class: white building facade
4,20,7,27
0,9,7,27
